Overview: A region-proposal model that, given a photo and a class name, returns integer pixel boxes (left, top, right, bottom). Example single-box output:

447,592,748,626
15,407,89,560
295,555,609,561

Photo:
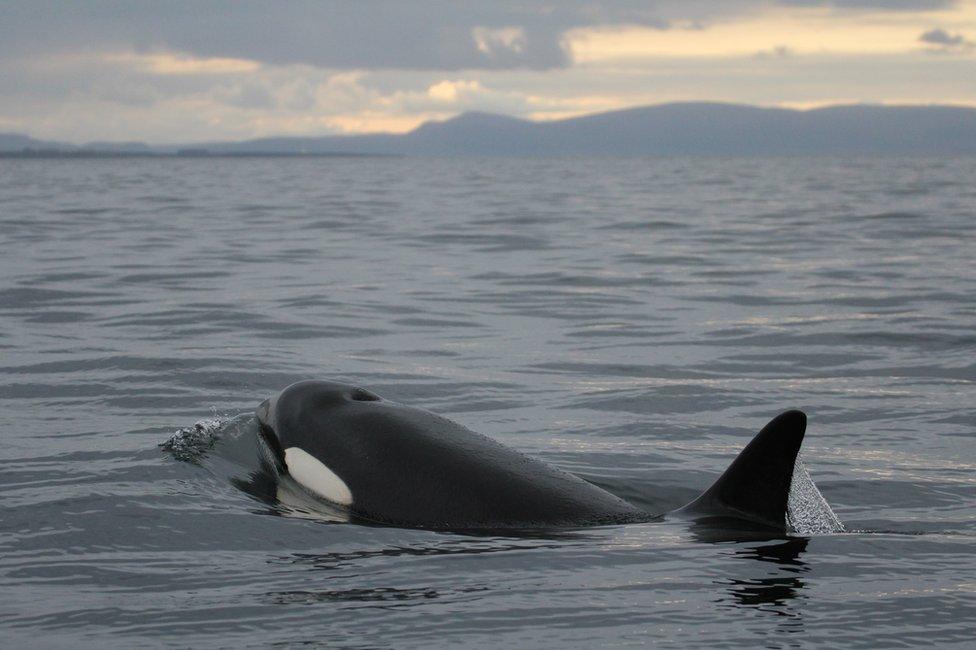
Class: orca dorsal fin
677,410,806,529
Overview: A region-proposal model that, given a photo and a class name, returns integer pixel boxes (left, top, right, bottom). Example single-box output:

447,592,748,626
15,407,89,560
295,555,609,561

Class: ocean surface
1,156,974,648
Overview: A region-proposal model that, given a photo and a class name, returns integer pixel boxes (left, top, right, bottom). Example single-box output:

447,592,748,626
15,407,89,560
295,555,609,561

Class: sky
2,0,975,144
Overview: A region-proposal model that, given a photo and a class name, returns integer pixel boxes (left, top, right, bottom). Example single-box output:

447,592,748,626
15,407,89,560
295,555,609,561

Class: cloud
106,53,261,75
0,1,671,72
919,27,975,51
391,79,535,115
2,1,975,143
2,1,967,74
473,27,527,56
755,45,796,59
0,2,823,74
214,80,277,109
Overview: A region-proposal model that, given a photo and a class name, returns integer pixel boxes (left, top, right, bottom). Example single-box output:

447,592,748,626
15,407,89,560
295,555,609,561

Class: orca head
254,380,382,508
256,380,382,454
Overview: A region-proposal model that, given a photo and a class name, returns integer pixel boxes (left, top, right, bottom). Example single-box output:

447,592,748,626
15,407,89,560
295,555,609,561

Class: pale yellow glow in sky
106,52,262,75
327,113,441,134
426,80,486,103
566,5,976,62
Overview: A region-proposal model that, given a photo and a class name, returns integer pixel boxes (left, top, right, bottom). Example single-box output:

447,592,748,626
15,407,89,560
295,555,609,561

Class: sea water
2,156,974,647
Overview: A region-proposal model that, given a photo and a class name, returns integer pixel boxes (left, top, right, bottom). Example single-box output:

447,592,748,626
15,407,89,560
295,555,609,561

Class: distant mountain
5,103,976,156
0,133,154,153
171,103,976,156
170,132,402,156
400,103,976,155
0,132,75,151
81,141,154,153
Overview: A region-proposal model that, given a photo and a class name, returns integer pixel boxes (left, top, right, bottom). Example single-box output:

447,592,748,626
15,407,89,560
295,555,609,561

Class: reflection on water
745,538,809,568
686,518,810,620
276,538,570,573
718,538,809,640
726,575,805,611
267,586,448,606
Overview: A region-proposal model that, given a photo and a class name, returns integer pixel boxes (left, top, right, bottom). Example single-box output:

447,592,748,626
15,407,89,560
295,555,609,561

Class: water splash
786,454,845,535
160,408,229,463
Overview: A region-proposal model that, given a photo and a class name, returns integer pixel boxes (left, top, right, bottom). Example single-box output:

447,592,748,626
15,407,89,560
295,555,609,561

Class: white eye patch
283,447,354,507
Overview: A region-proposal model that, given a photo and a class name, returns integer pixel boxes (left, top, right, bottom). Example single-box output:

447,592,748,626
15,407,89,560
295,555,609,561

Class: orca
255,380,808,531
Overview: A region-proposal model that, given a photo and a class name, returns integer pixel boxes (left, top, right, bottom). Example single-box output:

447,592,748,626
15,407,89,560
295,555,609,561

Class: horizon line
6,99,976,148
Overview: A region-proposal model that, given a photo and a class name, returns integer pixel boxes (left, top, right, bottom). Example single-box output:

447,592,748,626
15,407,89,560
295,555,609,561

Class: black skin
256,380,806,532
